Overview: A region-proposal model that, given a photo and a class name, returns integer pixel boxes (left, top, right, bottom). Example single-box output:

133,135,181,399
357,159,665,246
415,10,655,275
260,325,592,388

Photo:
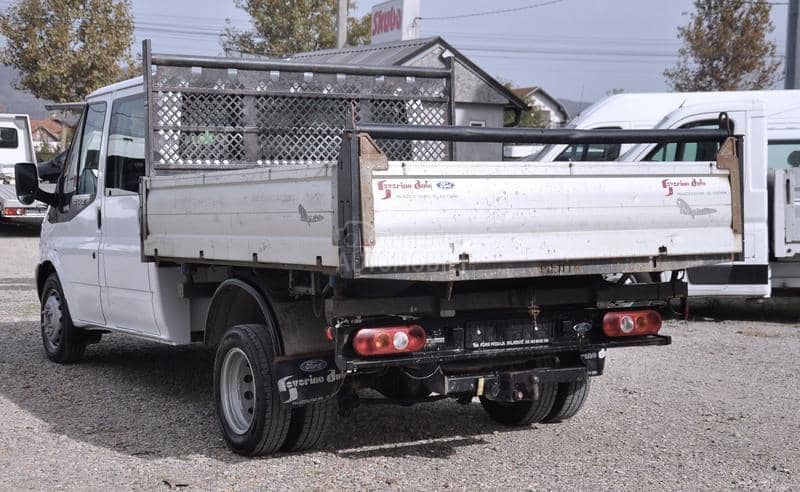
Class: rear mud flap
273,353,345,407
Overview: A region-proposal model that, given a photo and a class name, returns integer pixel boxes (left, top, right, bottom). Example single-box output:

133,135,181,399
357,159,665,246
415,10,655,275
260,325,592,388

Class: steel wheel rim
220,347,256,435
42,292,63,352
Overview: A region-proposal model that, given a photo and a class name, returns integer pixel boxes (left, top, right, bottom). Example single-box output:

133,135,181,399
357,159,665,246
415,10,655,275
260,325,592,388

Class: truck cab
34,78,194,342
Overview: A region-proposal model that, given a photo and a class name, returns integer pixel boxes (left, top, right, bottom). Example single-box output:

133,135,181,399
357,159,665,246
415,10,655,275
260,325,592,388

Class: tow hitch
429,366,587,403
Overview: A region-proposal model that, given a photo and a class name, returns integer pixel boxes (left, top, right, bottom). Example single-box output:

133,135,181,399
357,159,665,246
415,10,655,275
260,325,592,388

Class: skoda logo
299,359,327,373
437,181,455,190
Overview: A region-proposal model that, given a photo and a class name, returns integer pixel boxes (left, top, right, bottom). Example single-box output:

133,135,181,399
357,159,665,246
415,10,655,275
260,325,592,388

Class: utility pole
786,0,800,88
336,0,348,48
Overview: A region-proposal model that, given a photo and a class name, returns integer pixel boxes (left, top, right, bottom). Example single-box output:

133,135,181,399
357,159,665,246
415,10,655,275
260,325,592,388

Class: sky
124,0,792,103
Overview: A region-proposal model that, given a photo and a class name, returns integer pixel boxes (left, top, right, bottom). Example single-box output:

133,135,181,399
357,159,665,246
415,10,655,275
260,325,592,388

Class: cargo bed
139,45,743,281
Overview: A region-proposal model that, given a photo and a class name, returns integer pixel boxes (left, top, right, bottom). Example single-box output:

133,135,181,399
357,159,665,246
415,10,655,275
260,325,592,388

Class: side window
767,141,800,169
62,113,86,196
62,102,107,197
77,103,107,196
0,127,19,149
105,94,145,193
645,120,727,162
554,127,622,162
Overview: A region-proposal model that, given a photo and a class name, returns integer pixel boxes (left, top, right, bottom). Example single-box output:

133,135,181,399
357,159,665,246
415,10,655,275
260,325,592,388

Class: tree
518,105,550,128
221,0,371,57
664,0,781,91
0,0,134,103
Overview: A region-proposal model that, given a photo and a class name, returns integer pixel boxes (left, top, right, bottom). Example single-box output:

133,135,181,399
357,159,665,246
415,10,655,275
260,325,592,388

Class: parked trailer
14,42,746,456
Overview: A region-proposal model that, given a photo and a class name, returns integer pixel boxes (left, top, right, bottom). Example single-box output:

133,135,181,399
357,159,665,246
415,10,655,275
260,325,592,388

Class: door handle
97,207,102,229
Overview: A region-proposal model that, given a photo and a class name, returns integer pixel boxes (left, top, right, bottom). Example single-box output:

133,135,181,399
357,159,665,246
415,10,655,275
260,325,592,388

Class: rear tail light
3,207,26,216
602,310,662,337
353,325,426,356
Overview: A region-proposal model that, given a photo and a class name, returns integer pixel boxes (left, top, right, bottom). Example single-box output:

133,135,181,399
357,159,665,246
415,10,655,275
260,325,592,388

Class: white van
556,92,799,298
527,90,800,165
0,114,48,225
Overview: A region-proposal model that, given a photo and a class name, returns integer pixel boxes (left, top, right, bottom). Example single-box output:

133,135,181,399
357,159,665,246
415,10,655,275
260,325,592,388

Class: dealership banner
371,0,420,44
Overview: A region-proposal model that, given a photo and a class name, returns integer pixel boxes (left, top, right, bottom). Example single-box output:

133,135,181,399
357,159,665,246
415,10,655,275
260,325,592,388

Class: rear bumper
0,211,46,226
337,334,671,372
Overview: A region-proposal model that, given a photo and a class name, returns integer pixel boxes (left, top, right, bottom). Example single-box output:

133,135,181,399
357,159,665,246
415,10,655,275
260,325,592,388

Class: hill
0,65,51,117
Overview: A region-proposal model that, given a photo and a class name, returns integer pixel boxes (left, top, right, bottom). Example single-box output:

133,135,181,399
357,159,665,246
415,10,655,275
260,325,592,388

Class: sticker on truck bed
376,179,457,200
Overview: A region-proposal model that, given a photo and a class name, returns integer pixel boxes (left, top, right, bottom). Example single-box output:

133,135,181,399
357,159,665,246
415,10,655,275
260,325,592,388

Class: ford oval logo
573,322,593,335
437,181,454,190
299,359,327,372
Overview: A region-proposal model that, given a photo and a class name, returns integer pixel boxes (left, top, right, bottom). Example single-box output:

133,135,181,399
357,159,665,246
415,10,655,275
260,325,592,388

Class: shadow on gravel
0,321,516,461
0,223,41,237
688,296,800,323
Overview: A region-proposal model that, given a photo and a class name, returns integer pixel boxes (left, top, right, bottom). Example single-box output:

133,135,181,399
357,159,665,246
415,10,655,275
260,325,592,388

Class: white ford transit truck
14,42,748,456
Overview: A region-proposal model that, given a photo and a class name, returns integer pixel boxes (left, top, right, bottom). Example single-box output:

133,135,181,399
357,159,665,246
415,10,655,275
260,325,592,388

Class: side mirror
15,162,38,205
14,162,59,207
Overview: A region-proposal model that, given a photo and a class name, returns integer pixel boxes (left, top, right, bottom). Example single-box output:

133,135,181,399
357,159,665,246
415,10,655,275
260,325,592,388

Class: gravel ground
0,226,798,490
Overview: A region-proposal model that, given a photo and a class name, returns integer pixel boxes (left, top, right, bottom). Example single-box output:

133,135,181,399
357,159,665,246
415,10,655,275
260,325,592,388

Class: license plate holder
465,319,552,350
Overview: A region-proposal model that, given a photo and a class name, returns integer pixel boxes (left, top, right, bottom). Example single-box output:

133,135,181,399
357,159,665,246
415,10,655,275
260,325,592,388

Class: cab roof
87,76,143,100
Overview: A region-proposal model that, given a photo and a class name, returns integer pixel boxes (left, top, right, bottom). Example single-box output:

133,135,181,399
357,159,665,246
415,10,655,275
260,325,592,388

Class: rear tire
544,377,590,423
480,382,558,426
40,274,86,363
282,398,337,452
214,323,291,456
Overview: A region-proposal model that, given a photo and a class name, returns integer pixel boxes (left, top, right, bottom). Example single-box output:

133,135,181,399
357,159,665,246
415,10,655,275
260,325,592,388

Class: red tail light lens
353,325,427,356
603,310,662,337
3,207,26,216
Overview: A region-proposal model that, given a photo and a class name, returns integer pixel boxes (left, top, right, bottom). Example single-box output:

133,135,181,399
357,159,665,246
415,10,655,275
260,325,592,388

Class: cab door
50,102,108,325
98,92,159,336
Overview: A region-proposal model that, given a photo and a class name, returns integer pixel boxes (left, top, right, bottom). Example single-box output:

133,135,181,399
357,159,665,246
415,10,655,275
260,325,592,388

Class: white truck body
17,43,753,455
0,114,47,224
144,154,740,278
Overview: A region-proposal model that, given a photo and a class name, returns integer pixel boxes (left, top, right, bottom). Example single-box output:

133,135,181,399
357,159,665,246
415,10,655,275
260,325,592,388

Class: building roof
513,86,570,120
30,118,63,139
292,37,528,111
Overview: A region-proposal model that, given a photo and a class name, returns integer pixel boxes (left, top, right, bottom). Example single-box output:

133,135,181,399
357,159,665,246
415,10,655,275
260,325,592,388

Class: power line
418,0,564,21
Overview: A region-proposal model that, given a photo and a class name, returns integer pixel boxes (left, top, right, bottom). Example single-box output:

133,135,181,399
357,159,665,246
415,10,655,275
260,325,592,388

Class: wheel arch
204,278,284,353
36,261,57,300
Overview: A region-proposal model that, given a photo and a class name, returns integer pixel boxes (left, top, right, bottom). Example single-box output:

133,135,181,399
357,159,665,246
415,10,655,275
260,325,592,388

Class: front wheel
480,382,558,426
214,324,291,456
40,274,86,363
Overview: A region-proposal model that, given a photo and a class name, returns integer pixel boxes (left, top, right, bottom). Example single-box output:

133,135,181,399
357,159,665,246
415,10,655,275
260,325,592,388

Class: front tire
40,274,86,363
214,324,291,456
480,382,558,426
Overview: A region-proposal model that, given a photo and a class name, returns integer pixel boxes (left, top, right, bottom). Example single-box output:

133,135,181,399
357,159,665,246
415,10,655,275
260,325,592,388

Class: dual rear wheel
479,377,590,426
213,324,337,455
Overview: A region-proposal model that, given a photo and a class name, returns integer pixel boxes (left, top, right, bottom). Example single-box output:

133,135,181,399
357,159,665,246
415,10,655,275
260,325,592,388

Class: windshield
520,122,579,161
